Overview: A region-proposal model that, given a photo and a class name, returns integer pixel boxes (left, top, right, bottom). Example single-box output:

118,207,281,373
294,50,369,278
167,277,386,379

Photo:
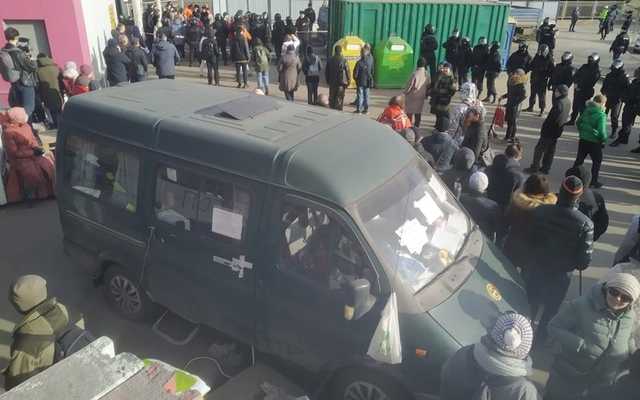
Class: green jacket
252,45,270,73
577,101,608,144
4,298,69,390
547,284,635,398
36,56,63,112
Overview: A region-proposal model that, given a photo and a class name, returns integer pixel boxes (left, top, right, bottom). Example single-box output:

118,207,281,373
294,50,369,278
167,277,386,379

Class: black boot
523,106,534,112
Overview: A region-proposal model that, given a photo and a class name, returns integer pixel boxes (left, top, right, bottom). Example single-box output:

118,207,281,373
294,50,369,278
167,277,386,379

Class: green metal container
374,36,414,88
329,0,510,67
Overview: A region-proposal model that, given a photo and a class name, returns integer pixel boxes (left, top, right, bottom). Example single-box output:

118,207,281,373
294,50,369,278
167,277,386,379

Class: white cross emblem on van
213,255,253,278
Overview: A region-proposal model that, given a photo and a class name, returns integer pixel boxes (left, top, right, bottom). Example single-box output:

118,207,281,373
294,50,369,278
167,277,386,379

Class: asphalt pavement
0,19,639,395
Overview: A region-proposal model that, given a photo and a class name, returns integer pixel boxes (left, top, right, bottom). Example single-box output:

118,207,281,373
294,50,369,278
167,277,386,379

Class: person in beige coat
278,44,302,101
404,57,431,128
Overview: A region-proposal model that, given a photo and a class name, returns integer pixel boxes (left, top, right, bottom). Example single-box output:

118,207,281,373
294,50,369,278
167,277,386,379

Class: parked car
57,79,529,400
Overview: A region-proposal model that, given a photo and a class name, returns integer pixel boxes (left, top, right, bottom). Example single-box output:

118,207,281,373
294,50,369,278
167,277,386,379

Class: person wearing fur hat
3,275,70,389
440,312,540,400
460,171,501,241
499,68,528,143
546,272,640,399
522,176,594,347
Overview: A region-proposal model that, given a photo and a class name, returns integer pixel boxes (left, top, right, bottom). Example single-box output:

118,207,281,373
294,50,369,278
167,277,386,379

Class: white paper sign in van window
212,207,243,240
166,167,178,183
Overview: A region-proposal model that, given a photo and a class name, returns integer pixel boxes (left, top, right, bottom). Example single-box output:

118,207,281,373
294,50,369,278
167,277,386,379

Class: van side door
146,159,263,343
256,192,383,370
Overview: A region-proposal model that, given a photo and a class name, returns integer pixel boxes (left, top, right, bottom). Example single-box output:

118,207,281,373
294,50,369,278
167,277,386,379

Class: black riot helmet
274,13,282,21
478,36,487,45
425,24,434,35
537,43,549,57
462,37,470,46
518,42,528,52
452,28,460,37
611,59,624,71
214,13,221,21
561,51,573,64
588,52,600,64
490,40,500,51
543,17,550,25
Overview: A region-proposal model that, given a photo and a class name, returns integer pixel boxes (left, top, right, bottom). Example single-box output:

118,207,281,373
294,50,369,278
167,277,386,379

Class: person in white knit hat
460,171,501,242
546,272,640,400
440,312,540,400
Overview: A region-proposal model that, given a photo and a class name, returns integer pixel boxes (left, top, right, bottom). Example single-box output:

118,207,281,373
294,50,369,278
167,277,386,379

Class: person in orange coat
0,107,55,203
377,95,414,133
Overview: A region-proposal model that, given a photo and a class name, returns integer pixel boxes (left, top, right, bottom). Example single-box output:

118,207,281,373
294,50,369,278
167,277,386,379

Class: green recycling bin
374,36,414,89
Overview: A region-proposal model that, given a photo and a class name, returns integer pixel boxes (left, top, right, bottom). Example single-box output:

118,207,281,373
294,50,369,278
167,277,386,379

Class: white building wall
80,0,118,87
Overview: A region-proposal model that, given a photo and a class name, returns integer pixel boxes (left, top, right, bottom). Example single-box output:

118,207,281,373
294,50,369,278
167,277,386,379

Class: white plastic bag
367,292,402,364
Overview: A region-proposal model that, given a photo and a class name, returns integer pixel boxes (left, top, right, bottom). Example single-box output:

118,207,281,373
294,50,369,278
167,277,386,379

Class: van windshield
354,158,471,294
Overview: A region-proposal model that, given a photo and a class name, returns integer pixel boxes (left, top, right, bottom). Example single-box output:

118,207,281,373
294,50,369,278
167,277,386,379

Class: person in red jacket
377,95,413,133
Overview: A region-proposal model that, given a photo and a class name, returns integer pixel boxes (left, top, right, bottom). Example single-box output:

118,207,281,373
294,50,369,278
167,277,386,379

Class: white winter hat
606,272,640,302
489,312,533,359
468,171,489,193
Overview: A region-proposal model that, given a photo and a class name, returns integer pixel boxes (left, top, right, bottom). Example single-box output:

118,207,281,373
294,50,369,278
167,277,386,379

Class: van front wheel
327,368,409,400
103,265,157,321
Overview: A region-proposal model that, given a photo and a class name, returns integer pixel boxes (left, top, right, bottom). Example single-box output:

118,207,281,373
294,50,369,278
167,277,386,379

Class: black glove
33,147,45,156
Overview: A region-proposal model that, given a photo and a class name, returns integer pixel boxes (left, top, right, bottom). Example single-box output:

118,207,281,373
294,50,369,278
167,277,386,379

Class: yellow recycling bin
332,35,366,89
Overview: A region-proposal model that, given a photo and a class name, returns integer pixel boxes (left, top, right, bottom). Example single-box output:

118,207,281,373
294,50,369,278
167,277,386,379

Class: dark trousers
531,137,558,173
570,87,593,121
235,63,248,85
486,73,497,98
606,100,623,134
529,79,548,111
9,83,36,119
284,90,295,101
159,75,175,79
329,85,345,110
131,73,146,83
505,104,521,140
574,139,603,184
472,68,485,96
206,60,220,85
613,49,625,60
434,110,449,130
425,55,437,84
569,19,577,32
617,106,638,143
187,41,199,66
525,270,571,344
457,68,470,85
176,43,185,59
408,113,422,128
306,76,319,105
216,38,228,64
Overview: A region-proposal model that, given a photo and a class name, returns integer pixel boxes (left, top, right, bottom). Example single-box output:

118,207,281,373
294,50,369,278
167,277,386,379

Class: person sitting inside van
156,190,191,231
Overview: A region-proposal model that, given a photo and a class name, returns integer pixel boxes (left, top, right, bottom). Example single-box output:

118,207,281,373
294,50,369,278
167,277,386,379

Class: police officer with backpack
201,28,220,86
1,27,38,120
537,17,557,56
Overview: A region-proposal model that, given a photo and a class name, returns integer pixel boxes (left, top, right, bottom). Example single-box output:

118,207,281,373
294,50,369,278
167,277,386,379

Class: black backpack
53,324,96,363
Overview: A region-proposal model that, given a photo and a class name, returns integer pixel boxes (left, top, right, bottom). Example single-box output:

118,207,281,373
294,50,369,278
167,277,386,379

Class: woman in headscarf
278,44,302,101
61,61,79,98
0,107,55,203
448,81,486,144
404,57,430,128
545,272,640,400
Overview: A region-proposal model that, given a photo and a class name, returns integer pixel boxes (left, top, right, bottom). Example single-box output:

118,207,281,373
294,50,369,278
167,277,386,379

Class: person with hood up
430,62,457,128
568,53,601,125
278,44,301,101
0,107,55,203
230,25,251,88
251,38,269,93
499,69,528,142
483,41,502,104
421,117,458,172
353,47,374,114
103,36,130,86
526,84,571,174
502,174,557,269
420,24,438,80
545,272,639,399
442,29,461,76
403,57,430,126
325,45,350,110
35,54,63,128
506,43,532,74
565,165,609,241
601,60,629,141
610,27,630,61
459,171,501,241
440,312,540,400
471,37,489,98
455,37,473,85
448,82,485,144
302,46,322,105
460,106,488,162
524,44,554,116
550,51,575,91
487,143,525,211
126,37,148,82
574,94,607,188
3,275,70,389
151,32,180,79
523,176,594,348
441,147,477,198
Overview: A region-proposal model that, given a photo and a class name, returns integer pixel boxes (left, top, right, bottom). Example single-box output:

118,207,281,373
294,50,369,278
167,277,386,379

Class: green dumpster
374,36,414,89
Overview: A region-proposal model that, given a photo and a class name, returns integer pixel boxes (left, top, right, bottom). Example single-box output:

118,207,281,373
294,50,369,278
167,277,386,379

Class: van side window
63,135,139,212
154,165,251,243
279,202,377,294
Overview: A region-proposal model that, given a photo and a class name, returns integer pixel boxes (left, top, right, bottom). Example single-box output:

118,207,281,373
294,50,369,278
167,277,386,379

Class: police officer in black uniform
443,29,461,76
550,51,575,91
304,2,316,26
272,13,286,60
483,41,502,103
213,14,229,65
601,59,629,139
611,67,640,149
525,44,554,116
456,37,473,84
420,24,438,80
472,37,489,98
537,17,557,56
568,53,601,125
507,42,532,74
610,27,630,61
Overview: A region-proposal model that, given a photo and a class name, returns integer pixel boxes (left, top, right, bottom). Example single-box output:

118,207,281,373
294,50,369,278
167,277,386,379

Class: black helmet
274,13,282,20
462,37,470,45
478,37,487,45
491,40,500,48
537,43,549,57
588,52,600,64
214,13,221,20
543,17,550,24
452,28,460,37
612,59,624,70
425,24,434,34
561,51,573,63
518,42,528,52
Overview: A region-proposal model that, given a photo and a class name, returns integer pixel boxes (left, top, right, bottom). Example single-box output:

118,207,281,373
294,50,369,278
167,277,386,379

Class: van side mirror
344,279,375,321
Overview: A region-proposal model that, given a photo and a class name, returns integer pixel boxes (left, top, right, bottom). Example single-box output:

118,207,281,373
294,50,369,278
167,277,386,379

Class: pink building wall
0,0,90,106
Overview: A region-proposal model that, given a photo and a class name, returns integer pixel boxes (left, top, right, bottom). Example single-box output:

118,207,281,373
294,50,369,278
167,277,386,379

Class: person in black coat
103,37,130,86
482,41,502,104
126,37,148,82
272,14,286,60
185,18,203,67
471,37,489,98
610,28,630,61
550,51,575,90
601,59,630,139
460,171,501,241
568,53,601,124
420,24,438,81
201,29,220,86
536,17,557,55
213,14,229,65
230,26,250,88
506,42,531,74
460,108,487,162
565,165,609,241
613,68,640,150
487,144,525,211
443,29,461,76
499,69,528,142
526,84,571,174
456,37,473,85
524,44,554,115
421,117,458,172
441,147,478,198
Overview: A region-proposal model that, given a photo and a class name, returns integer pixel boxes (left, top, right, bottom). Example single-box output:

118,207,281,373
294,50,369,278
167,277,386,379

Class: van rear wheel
328,368,409,400
103,265,157,321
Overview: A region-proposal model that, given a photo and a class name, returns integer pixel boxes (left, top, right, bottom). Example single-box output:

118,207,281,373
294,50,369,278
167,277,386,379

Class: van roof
62,80,415,205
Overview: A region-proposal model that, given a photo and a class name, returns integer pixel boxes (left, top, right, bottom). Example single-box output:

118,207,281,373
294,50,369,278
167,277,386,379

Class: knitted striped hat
489,312,533,359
